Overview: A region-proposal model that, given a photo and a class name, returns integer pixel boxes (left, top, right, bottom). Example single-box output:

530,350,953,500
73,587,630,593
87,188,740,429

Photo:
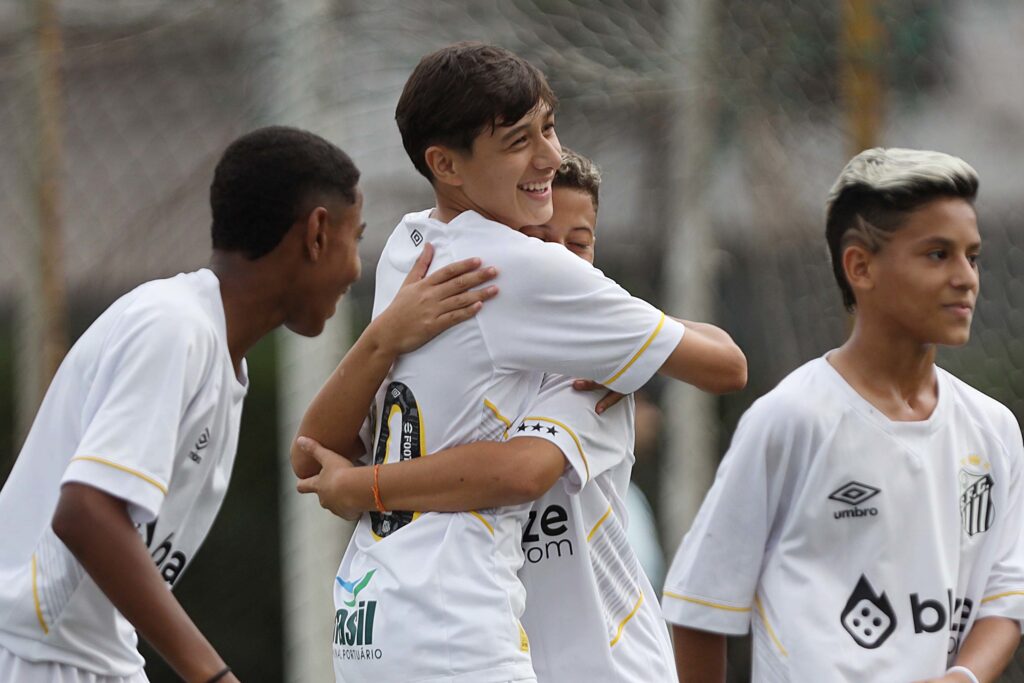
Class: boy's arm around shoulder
658,318,746,394
53,484,237,683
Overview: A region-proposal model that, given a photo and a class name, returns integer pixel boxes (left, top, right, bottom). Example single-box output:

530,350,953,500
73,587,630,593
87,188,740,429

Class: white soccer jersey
333,209,684,683
0,269,247,677
662,355,1024,681
513,375,676,683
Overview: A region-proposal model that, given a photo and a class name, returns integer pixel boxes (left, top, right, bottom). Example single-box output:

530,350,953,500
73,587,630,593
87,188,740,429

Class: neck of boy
828,318,939,422
210,252,287,376
431,186,505,227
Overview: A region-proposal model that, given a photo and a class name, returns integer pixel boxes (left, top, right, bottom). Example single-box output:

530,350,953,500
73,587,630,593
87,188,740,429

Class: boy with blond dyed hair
664,148,1024,683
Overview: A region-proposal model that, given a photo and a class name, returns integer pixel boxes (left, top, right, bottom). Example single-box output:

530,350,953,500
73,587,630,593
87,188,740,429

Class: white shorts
0,646,149,683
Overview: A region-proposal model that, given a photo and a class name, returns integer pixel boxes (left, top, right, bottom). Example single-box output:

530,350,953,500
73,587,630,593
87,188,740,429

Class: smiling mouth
518,180,551,196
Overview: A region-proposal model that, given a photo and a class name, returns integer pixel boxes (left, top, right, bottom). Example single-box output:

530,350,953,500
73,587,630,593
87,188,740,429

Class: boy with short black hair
0,126,490,683
299,148,708,682
293,43,746,683
663,148,1024,683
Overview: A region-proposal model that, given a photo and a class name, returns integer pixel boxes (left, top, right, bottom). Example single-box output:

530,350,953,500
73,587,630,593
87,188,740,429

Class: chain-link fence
1,1,1023,680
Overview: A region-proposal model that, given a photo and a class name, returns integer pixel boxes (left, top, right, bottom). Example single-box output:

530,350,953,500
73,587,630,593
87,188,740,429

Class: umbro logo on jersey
959,456,994,536
410,228,423,246
841,575,897,649
188,427,210,463
829,481,880,519
515,421,559,436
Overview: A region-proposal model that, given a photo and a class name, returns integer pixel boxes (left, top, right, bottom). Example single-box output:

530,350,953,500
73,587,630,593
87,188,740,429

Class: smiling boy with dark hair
293,43,746,683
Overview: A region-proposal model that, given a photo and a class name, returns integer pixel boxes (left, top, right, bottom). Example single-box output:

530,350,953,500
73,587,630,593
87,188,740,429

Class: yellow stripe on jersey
31,554,49,634
609,593,644,647
69,455,168,495
602,312,667,387
468,511,495,536
522,416,589,482
518,621,530,652
587,506,613,542
981,590,1024,604
662,591,752,613
483,399,512,439
381,404,403,464
755,595,788,657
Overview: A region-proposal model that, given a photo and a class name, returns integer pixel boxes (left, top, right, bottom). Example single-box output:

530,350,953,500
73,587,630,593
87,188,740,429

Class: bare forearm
673,625,726,683
300,437,566,518
661,319,747,394
292,320,396,477
53,484,232,683
950,616,1020,682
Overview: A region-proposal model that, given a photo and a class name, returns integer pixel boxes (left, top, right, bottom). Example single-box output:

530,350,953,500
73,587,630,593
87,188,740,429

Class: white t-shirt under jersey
333,209,684,683
0,269,247,677
662,356,1024,682
513,375,676,683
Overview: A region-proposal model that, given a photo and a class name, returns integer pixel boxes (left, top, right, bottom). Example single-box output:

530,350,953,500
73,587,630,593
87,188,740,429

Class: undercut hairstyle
553,147,601,211
825,147,979,311
396,41,558,181
210,126,360,259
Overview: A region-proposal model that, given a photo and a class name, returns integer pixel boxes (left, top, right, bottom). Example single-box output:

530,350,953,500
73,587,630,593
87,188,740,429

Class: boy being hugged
663,148,1024,683
298,149,704,682
293,43,746,683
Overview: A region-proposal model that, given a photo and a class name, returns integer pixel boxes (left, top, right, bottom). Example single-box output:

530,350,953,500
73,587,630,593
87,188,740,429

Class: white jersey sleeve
61,301,212,524
977,414,1024,625
478,241,685,394
661,396,805,635
508,374,633,493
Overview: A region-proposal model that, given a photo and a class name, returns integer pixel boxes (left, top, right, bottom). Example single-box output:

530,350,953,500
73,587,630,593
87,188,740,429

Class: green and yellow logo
335,570,378,648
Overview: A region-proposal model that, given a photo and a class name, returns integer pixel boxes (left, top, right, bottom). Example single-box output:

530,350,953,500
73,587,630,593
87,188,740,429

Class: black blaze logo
841,575,897,649
370,382,422,538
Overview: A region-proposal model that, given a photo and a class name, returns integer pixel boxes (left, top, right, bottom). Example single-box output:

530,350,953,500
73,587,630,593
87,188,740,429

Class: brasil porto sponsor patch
334,569,382,661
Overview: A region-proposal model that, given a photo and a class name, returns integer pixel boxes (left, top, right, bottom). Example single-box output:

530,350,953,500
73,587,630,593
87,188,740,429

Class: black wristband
205,666,232,683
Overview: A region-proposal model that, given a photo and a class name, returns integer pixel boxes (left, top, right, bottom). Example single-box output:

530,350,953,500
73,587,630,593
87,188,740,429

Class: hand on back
369,243,498,356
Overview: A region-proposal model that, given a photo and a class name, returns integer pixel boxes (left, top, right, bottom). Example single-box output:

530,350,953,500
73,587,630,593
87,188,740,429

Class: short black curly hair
210,126,360,259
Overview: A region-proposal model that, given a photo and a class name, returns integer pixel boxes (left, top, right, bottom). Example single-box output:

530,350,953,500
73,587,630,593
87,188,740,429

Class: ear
424,145,463,188
302,206,330,263
842,242,875,298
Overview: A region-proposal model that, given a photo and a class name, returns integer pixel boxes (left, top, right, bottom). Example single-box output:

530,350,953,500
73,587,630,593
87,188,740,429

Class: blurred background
1,0,1022,680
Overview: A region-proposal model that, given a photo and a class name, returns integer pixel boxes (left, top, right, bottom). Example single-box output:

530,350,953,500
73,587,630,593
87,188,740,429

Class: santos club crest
959,456,994,537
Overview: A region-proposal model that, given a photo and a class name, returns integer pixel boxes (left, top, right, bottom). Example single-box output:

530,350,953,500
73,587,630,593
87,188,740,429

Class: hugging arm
291,244,498,479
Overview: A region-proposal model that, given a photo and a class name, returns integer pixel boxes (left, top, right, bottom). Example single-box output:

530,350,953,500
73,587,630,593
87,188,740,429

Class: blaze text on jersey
841,574,974,654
